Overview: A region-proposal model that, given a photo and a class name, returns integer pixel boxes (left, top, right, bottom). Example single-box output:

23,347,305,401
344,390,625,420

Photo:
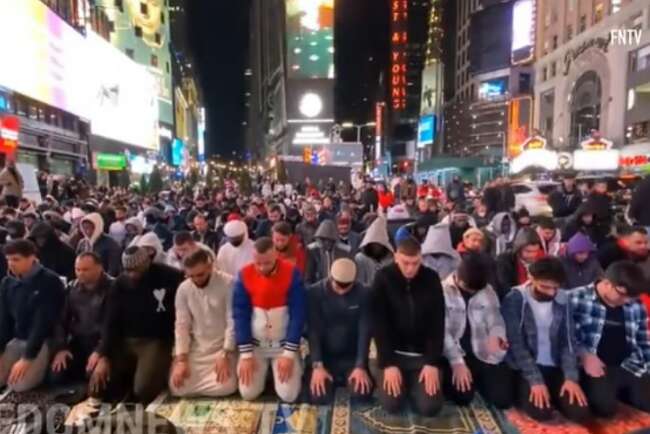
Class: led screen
286,0,335,79
418,115,436,148
171,139,185,166
0,0,89,118
479,78,508,100
88,32,159,150
511,0,535,64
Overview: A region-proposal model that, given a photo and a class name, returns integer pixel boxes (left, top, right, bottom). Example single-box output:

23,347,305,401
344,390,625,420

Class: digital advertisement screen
479,78,508,100
0,0,90,118
88,32,159,150
171,139,185,166
420,65,442,116
511,0,535,64
98,0,173,125
418,115,436,148
286,0,335,79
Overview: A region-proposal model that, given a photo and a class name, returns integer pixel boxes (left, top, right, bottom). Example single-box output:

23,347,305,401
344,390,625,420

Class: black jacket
192,229,220,253
77,233,123,277
29,222,76,281
371,263,445,368
361,188,379,213
585,192,612,223
548,185,583,218
630,176,650,226
483,187,501,215
59,273,113,353
562,203,611,247
98,263,184,357
0,265,65,359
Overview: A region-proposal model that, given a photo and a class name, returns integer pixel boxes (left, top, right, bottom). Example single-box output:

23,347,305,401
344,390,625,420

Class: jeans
581,366,650,417
516,365,590,422
443,355,515,409
376,354,444,417
307,358,373,405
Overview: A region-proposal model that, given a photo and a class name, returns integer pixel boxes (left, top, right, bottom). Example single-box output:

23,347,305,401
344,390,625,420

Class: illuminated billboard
88,32,159,150
0,0,89,118
286,0,335,79
478,78,508,100
391,0,408,111
420,65,443,115
511,0,535,65
98,0,173,125
507,96,533,158
418,115,436,148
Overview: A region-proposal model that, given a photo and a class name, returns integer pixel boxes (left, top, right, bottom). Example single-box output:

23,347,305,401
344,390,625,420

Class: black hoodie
29,222,76,281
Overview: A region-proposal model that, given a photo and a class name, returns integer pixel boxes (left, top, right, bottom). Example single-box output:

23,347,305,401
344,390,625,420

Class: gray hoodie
305,220,352,285
421,223,461,280
486,212,517,255
354,216,394,287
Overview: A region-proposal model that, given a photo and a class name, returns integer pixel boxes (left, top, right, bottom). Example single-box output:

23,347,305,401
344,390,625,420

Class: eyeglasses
613,285,630,298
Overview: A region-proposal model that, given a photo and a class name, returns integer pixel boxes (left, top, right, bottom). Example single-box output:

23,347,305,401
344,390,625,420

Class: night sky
186,0,388,157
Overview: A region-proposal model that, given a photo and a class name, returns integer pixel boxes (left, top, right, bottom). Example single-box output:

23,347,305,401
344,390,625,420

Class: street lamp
341,122,376,143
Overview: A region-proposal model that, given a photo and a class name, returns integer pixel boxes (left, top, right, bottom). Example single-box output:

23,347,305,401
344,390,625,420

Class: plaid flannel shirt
442,274,507,365
569,284,650,377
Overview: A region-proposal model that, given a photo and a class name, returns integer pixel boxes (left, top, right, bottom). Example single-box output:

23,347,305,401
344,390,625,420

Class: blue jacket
501,284,579,385
0,264,65,359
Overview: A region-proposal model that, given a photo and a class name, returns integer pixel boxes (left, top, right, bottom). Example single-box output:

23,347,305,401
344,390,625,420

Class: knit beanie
122,246,151,270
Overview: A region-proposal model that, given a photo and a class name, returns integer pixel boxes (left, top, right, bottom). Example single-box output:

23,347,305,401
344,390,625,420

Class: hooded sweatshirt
216,225,255,277
133,232,167,264
29,222,76,281
76,213,123,276
354,216,394,287
495,228,543,299
486,212,517,256
305,220,352,285
536,226,563,257
561,233,603,289
123,217,145,248
421,223,461,280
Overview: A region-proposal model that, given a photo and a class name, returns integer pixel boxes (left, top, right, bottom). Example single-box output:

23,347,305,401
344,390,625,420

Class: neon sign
391,0,408,111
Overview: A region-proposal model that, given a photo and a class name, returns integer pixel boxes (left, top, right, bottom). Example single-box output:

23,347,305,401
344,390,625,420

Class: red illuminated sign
391,0,408,111
0,116,19,157
620,155,650,167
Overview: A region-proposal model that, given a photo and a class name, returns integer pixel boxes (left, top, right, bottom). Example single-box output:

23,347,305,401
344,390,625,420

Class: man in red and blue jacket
233,237,305,402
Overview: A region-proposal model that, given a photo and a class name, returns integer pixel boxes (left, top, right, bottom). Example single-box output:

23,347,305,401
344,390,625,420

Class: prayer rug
506,404,650,434
332,390,518,434
148,393,265,434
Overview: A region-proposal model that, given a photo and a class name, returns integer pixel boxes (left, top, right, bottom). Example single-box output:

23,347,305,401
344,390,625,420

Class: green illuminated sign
95,153,127,171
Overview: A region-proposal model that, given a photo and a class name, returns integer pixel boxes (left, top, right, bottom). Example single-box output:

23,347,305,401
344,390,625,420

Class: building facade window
140,2,148,15
151,54,158,67
594,3,604,23
552,35,558,49
542,66,548,81
551,62,557,77
135,25,143,37
566,25,573,42
125,48,134,59
579,15,587,33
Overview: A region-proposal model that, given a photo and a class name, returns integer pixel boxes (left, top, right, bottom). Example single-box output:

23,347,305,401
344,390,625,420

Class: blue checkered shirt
569,284,650,377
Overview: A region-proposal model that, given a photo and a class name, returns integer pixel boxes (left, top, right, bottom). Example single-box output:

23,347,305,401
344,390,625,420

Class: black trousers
376,354,444,417
49,339,101,398
516,365,590,422
443,355,515,409
307,358,373,405
581,366,650,417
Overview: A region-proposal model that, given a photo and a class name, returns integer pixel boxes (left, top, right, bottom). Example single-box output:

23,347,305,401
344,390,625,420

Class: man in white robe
216,220,255,276
169,249,237,397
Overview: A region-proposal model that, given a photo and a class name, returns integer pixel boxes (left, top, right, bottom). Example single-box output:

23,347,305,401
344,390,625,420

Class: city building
534,0,650,153
245,0,289,161
0,0,92,176
96,0,174,156
386,0,430,172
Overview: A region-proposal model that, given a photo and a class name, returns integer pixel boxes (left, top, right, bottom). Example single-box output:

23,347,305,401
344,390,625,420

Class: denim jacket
501,283,579,385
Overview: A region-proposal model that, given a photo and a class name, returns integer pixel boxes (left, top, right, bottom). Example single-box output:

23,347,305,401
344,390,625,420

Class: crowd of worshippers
0,174,649,427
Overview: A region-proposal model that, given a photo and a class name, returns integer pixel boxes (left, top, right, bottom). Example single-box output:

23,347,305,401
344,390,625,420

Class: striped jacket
569,284,650,377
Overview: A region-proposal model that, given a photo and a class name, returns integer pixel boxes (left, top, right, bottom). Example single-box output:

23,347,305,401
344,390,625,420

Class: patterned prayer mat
506,405,650,434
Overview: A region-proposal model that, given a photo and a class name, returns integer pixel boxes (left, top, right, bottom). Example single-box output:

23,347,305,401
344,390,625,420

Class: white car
511,181,559,216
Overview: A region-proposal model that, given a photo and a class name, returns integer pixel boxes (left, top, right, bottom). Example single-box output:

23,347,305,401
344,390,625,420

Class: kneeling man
233,237,305,402
170,249,237,397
